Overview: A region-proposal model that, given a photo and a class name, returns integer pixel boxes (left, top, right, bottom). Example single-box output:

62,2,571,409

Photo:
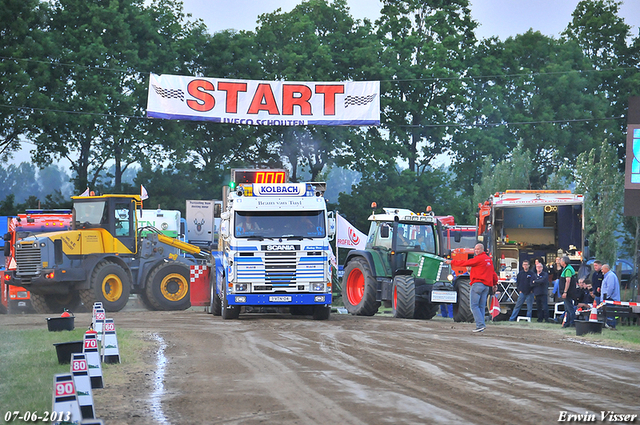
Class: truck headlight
312,282,324,291
235,296,247,303
235,283,247,292
314,295,325,303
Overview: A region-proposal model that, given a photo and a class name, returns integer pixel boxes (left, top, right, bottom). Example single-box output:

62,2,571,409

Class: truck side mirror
454,232,462,243
380,224,390,238
327,215,335,238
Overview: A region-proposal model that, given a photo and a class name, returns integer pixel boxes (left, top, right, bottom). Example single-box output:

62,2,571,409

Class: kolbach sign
146,73,380,126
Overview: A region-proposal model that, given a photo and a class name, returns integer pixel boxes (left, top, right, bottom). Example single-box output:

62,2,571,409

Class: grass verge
0,327,145,421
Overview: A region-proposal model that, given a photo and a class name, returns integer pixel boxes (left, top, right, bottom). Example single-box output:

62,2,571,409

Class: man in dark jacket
532,261,551,322
509,260,534,321
590,260,604,303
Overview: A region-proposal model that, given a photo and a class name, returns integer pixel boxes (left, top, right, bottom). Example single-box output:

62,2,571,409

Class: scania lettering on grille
253,183,304,196
265,245,295,251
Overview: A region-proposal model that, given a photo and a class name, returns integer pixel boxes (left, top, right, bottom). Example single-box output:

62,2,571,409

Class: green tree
254,0,380,181
376,0,477,174
563,0,639,163
575,140,623,264
0,0,50,160
471,141,533,212
29,0,206,193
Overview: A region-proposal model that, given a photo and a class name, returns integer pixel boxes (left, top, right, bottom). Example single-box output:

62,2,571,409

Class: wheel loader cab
72,195,138,253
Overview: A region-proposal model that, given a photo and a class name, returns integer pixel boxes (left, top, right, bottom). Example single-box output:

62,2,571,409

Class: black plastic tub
47,316,75,332
575,320,603,336
53,340,84,364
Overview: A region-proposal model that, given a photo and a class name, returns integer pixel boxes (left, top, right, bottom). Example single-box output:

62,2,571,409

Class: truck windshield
396,222,436,254
448,229,477,250
234,210,326,239
74,201,107,227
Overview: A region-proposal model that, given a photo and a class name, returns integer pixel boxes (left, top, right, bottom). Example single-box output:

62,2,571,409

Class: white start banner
336,214,367,250
146,73,380,126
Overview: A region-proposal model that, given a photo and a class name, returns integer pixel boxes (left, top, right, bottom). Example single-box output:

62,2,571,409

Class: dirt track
3,308,640,424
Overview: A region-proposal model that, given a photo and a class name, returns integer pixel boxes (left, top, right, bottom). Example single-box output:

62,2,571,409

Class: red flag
490,295,501,320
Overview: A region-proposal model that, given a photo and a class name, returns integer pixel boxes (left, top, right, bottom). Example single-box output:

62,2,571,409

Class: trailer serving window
234,210,326,239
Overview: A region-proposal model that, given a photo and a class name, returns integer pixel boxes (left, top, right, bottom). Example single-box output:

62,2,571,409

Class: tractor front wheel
392,275,415,319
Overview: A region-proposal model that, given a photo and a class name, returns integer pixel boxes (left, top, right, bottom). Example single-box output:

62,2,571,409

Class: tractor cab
367,208,443,278
71,194,140,253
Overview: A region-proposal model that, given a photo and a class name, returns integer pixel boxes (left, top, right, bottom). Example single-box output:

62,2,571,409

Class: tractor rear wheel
392,275,415,319
88,261,131,312
453,277,474,322
31,292,83,314
145,262,191,311
342,257,380,316
413,302,439,320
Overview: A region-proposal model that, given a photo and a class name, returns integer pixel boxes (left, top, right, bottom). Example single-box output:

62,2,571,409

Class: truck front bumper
6,268,87,294
227,293,332,306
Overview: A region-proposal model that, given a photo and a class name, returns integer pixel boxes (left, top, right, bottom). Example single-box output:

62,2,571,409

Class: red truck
1,210,72,313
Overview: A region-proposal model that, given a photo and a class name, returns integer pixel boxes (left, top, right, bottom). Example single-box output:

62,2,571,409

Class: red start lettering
247,84,280,115
187,79,215,112
184,80,346,116
282,84,312,115
218,82,247,114
315,85,344,115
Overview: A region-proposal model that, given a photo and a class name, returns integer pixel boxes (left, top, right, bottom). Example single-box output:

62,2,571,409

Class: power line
0,104,625,128
1,55,638,83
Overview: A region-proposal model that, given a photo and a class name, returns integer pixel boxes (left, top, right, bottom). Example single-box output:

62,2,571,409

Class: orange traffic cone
589,306,599,322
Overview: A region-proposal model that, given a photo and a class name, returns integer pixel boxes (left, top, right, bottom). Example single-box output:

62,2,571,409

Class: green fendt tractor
341,206,456,319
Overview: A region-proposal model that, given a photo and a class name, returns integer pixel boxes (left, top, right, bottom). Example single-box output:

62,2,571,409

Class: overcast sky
180,0,640,40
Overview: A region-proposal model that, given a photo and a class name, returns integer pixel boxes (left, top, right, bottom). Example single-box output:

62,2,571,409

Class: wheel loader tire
453,277,474,323
137,292,158,311
221,286,240,320
312,305,331,320
89,261,131,312
392,275,415,319
413,302,439,320
31,292,83,314
145,262,191,311
342,257,380,316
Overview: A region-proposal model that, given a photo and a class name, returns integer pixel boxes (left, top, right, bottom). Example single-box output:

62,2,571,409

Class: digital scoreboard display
232,169,287,184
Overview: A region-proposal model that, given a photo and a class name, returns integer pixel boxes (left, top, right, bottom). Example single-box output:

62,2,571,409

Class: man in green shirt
560,256,577,328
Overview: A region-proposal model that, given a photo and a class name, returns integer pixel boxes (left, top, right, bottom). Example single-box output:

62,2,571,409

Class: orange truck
436,215,477,276
0,210,72,314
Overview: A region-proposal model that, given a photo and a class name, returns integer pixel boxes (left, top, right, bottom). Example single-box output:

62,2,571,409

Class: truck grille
15,243,42,277
265,251,297,285
235,251,327,291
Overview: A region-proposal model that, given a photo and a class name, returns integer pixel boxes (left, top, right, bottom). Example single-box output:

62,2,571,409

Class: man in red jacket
445,243,498,333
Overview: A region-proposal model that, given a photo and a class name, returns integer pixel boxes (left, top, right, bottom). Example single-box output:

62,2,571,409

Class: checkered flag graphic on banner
152,85,185,102
344,93,377,108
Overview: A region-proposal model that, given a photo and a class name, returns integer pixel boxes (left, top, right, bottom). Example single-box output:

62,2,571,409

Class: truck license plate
431,290,457,303
269,296,292,302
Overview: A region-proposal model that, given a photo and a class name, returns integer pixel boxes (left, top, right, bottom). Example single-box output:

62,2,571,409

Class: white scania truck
190,169,335,320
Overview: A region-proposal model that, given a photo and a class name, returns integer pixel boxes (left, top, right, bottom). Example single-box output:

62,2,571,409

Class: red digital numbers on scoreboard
233,170,286,184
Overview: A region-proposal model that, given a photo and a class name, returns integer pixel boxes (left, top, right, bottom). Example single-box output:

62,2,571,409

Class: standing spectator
445,243,498,333
560,256,577,328
601,263,621,329
509,260,534,321
549,257,563,301
590,260,604,303
532,261,551,322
